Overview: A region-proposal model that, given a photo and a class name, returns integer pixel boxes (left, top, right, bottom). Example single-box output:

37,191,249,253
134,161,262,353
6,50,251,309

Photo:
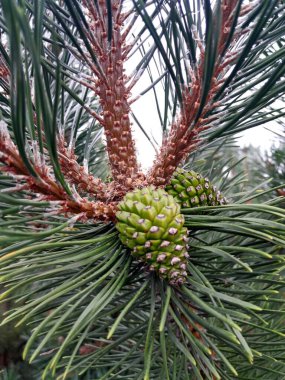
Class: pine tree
265,129,285,197
0,1,285,379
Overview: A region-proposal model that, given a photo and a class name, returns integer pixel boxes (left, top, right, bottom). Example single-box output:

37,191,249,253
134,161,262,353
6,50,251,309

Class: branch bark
147,0,249,186
82,0,142,185
0,122,116,221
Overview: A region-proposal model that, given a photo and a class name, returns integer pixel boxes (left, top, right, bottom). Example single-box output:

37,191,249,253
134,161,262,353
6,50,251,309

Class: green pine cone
115,186,189,285
165,168,226,208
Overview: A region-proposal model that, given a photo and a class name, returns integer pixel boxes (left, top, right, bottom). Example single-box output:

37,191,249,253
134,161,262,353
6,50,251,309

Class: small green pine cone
165,168,226,208
115,186,189,285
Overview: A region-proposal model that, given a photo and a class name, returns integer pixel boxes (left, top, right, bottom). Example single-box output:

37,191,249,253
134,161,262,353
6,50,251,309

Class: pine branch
65,0,142,185
0,55,9,82
148,1,253,186
0,121,116,221
57,136,108,201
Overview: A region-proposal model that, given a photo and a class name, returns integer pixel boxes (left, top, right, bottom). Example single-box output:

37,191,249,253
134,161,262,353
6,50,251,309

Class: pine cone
115,186,189,285
166,168,226,208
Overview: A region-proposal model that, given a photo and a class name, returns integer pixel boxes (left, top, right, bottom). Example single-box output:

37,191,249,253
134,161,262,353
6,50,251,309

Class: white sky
238,126,283,150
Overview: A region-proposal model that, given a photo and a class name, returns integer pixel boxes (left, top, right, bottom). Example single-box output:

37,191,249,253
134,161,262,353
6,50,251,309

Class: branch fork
0,1,256,222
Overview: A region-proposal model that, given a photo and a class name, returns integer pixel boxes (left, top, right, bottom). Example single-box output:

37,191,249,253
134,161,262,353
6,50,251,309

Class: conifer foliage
0,1,285,379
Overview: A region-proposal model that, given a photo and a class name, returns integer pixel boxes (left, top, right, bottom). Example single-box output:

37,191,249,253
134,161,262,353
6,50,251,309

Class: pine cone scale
166,168,226,208
115,186,189,285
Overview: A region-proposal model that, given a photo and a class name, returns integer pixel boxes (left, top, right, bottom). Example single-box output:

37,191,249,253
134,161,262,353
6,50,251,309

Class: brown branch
82,0,143,186
57,135,147,204
0,36,139,216
57,136,108,201
0,56,9,83
147,0,251,186
277,189,285,197
0,122,116,222
0,1,259,226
